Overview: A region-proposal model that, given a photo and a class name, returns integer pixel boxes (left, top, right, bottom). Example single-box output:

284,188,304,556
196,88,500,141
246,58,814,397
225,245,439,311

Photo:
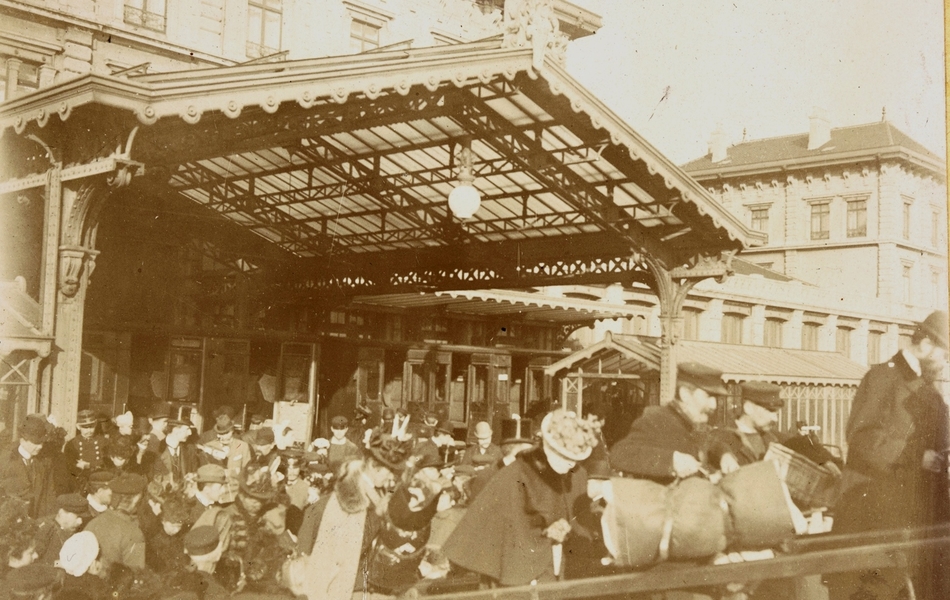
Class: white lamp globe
448,184,481,219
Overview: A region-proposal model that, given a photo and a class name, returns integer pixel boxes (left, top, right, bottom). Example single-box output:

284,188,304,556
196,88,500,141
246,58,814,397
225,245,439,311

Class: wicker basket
764,442,839,509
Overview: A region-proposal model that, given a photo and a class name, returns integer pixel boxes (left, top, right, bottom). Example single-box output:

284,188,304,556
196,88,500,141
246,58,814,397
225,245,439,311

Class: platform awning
0,38,764,297
0,281,52,359
354,288,637,323
545,332,868,386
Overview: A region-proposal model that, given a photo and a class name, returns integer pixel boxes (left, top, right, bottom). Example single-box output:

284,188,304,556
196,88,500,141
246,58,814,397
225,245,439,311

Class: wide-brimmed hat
540,410,598,462
214,414,235,434
239,464,278,500
248,427,275,446
366,431,412,472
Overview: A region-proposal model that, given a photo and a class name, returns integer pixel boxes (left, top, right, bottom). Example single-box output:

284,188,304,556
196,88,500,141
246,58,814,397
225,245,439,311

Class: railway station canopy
0,37,764,299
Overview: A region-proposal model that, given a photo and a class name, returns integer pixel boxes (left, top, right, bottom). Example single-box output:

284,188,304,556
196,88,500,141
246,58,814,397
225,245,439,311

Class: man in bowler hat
829,310,950,600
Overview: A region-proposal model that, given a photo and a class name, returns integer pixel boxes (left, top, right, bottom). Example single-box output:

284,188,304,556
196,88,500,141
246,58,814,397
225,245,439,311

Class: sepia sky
564,0,947,165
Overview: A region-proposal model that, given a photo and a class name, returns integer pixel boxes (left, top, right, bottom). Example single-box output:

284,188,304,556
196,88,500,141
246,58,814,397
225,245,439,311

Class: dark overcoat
836,352,950,532
442,446,587,586
609,404,707,484
707,426,781,468
0,445,56,518
830,352,950,600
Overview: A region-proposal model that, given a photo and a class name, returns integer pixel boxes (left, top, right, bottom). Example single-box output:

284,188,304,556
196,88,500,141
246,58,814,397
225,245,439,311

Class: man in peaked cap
64,410,107,485
84,473,147,570
829,310,950,600
708,381,785,473
33,493,88,566
610,362,727,484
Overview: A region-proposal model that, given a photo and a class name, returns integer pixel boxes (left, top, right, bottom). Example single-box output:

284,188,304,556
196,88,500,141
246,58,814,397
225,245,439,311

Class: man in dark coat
610,362,727,484
443,409,598,586
150,419,198,492
829,310,950,600
707,381,784,472
63,410,107,491
33,493,87,565
84,473,148,571
0,415,56,518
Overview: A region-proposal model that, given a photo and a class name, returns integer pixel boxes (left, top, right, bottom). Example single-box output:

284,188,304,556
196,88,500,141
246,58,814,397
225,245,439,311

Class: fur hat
239,464,278,501
19,416,48,444
366,431,412,472
114,411,134,429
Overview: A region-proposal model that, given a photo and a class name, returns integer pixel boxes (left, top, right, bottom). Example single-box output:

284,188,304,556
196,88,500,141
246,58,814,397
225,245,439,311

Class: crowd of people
0,309,944,600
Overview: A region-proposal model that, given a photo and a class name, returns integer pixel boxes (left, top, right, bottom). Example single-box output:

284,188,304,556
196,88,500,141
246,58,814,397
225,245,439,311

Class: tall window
750,207,769,232
682,309,700,341
722,314,745,344
836,327,852,358
247,0,282,57
801,323,820,351
0,59,40,102
933,210,941,247
350,19,380,52
903,200,912,239
902,264,913,304
810,202,830,240
867,331,882,364
932,270,941,308
124,0,167,32
764,318,784,348
846,199,867,237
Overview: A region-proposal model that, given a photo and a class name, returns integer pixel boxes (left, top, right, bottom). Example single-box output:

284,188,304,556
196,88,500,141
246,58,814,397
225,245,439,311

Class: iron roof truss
0,41,764,298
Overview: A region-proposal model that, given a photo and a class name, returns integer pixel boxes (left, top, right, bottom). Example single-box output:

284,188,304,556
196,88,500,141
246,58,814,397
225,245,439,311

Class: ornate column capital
57,245,99,300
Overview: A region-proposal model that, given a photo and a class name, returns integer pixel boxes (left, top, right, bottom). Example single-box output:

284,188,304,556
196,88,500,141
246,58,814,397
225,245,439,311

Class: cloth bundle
602,460,797,568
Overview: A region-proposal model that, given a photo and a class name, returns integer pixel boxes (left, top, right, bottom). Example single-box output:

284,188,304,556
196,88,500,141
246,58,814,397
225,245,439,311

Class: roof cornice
685,146,946,182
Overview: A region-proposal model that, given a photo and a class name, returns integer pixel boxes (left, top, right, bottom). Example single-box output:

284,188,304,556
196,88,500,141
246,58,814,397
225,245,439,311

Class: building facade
1,0,599,101
560,115,948,451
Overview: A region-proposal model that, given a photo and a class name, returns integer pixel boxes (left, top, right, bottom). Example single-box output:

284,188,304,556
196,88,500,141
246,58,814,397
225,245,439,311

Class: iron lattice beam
267,231,650,296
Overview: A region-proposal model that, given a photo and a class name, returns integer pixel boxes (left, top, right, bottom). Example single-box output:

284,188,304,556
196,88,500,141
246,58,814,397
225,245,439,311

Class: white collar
902,349,922,377
330,437,349,445
735,419,758,435
195,491,213,507
17,446,31,461
87,495,108,512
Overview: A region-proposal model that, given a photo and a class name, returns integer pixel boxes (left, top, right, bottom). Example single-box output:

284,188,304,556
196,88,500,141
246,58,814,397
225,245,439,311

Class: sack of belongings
601,460,798,568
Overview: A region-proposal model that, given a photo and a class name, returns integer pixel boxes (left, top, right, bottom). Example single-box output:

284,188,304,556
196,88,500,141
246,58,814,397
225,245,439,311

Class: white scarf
303,493,367,599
